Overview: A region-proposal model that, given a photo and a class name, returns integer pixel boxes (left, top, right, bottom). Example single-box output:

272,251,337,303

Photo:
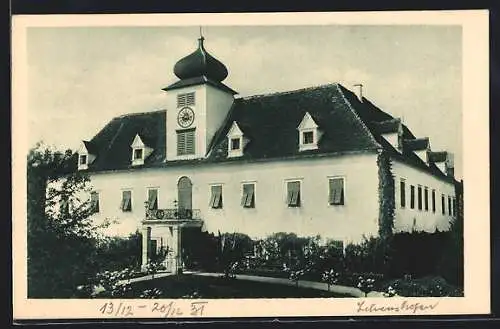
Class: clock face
177,107,195,128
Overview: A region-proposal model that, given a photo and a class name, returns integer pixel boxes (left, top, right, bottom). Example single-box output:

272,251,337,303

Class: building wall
205,85,234,152
392,159,456,233
85,152,381,244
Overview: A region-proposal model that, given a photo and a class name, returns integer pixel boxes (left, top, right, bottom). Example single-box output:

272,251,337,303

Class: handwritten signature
356,300,440,314
99,301,208,317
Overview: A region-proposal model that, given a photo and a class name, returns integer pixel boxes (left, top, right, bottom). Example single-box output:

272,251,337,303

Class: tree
27,142,109,297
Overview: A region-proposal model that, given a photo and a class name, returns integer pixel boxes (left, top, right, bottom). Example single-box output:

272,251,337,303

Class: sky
26,25,462,177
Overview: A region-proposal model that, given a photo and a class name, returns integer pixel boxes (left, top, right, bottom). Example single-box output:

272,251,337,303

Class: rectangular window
424,187,429,211
90,191,100,213
417,186,422,210
329,178,345,205
79,154,87,165
287,181,301,207
432,189,436,213
453,198,457,217
231,138,241,150
147,189,158,210
134,148,143,160
302,131,314,144
410,185,415,209
121,190,132,212
448,196,452,216
400,179,406,208
441,194,445,215
209,185,223,209
177,128,195,155
241,183,255,208
177,92,195,108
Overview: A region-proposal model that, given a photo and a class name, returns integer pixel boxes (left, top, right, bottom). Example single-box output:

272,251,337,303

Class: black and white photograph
12,11,489,319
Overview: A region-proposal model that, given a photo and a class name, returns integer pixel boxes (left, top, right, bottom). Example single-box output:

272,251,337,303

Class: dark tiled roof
403,138,430,151
83,140,99,154
76,82,455,183
428,151,448,163
81,110,166,171
207,83,379,161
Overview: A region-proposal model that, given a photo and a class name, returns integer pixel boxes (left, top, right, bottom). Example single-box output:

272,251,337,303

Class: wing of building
65,36,461,273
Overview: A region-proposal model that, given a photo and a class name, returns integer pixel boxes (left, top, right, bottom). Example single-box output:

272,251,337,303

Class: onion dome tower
163,36,236,94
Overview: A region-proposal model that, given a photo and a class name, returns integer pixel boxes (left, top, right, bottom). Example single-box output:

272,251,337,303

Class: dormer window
77,140,97,171
231,138,241,150
79,154,87,165
131,134,153,166
302,131,314,145
133,148,143,160
227,121,247,158
297,112,321,151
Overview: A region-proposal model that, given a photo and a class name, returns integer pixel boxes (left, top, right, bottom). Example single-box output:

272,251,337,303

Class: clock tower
163,36,237,161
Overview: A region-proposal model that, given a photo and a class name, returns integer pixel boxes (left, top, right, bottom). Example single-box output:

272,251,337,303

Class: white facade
85,152,380,245
393,158,456,233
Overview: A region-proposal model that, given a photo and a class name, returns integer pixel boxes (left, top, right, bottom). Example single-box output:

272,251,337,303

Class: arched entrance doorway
177,176,192,216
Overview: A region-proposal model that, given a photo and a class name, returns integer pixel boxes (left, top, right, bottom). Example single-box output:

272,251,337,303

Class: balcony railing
145,208,202,221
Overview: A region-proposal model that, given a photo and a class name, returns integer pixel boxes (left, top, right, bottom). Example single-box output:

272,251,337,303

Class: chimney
445,152,455,177
353,83,363,102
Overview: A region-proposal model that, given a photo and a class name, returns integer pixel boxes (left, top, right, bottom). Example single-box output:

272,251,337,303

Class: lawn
121,274,349,299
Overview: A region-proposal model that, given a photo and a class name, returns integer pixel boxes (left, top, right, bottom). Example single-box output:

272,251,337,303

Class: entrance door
177,176,193,218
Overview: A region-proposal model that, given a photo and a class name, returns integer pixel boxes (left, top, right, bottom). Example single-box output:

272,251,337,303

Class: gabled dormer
428,150,454,177
227,121,248,158
131,134,153,166
373,118,403,153
77,141,97,170
404,137,430,164
297,112,322,151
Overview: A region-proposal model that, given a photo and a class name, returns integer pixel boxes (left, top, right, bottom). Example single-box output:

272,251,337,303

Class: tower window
177,128,196,155
177,92,195,108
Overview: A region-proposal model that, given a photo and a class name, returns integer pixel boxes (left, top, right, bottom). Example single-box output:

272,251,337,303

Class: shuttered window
209,185,223,209
177,92,195,108
148,189,158,210
400,179,406,208
417,186,422,210
441,194,445,215
424,187,429,211
241,183,255,208
432,189,436,213
329,178,344,205
90,191,100,213
287,181,301,207
121,190,132,212
177,129,195,155
410,185,415,209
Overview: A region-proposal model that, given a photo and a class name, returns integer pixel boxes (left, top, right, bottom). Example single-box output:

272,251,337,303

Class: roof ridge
335,84,381,148
239,82,340,101
114,109,166,120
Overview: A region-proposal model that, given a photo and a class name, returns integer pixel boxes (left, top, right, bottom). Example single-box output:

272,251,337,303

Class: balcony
144,208,203,226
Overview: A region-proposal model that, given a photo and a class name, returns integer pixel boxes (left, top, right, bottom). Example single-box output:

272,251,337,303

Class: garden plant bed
120,274,350,299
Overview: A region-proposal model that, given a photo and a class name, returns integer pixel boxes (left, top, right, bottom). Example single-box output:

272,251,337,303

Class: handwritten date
99,301,208,318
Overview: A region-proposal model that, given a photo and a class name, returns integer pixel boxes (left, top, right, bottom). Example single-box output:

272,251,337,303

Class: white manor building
69,36,460,273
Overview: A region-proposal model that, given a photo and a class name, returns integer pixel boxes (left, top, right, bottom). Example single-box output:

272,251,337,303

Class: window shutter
210,185,222,209
148,189,158,210
121,190,132,211
329,178,344,205
400,180,406,208
177,92,195,108
177,129,196,155
241,184,255,208
287,181,301,207
90,192,100,213
186,92,195,106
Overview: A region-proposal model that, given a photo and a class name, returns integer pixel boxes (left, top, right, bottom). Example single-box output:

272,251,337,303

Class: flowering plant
357,274,376,296
322,269,340,289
